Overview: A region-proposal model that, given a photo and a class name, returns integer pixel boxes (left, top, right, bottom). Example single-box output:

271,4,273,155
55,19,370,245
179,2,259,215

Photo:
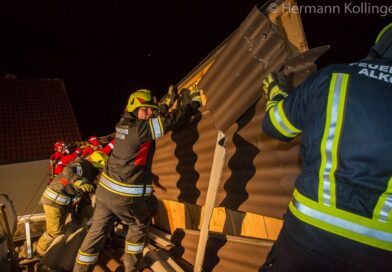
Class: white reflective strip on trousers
43,232,53,242
77,252,98,264
43,188,71,205
100,175,152,196
125,242,144,253
150,118,163,139
293,199,392,243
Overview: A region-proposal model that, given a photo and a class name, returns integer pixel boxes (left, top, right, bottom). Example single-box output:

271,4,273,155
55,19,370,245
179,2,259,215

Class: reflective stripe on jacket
99,172,152,197
97,102,199,205
263,59,392,251
42,188,71,206
41,160,98,208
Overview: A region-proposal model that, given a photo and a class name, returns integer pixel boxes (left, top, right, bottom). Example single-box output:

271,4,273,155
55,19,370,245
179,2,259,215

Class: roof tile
0,79,81,165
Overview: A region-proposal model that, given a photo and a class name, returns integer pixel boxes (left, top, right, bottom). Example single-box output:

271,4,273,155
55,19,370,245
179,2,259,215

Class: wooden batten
154,199,283,241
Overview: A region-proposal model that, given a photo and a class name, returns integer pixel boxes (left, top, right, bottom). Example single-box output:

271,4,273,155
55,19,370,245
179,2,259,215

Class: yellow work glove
162,85,177,108
189,84,202,107
73,180,95,193
262,73,288,111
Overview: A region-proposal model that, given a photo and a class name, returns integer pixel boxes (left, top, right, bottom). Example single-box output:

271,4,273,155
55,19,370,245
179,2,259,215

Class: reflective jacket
96,101,200,205
42,159,99,208
49,151,63,179
263,59,392,251
54,148,82,175
81,139,115,158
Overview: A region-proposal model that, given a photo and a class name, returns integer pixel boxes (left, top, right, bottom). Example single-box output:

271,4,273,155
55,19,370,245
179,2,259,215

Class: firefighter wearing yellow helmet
260,23,392,271
88,151,109,168
125,89,159,112
75,86,202,271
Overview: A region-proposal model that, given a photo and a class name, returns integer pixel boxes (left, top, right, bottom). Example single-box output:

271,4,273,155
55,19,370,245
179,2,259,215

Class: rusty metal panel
152,49,323,218
153,112,218,206
152,3,324,220
199,6,287,132
216,98,300,218
170,229,273,271
153,99,300,219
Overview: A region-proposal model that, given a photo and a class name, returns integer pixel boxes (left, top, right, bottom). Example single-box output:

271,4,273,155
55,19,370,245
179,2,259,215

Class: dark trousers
73,199,150,272
259,222,392,272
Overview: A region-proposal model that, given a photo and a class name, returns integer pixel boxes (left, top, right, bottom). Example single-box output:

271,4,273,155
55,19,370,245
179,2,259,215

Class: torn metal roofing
0,79,81,165
153,97,300,219
152,2,326,220
199,6,288,132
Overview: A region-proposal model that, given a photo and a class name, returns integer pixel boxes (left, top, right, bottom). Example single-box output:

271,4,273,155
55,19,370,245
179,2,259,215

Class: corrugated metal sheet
216,98,299,218
170,229,273,271
199,6,287,132
153,111,216,205
152,3,327,220
153,96,299,219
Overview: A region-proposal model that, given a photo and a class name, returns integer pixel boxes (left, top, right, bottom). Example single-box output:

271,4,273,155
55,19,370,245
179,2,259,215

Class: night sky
0,0,390,138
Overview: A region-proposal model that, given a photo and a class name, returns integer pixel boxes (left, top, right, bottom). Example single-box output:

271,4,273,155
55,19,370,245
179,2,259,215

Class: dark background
0,0,390,138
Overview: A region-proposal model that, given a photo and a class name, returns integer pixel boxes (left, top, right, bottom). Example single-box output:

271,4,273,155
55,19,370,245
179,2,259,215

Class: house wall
0,160,48,215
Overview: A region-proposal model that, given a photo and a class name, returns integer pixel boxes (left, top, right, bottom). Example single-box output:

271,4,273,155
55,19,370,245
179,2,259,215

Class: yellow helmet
125,89,159,112
88,151,109,168
370,22,392,59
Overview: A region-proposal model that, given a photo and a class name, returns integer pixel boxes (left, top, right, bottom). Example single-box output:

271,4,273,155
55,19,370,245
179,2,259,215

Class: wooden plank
208,207,226,233
168,201,186,232
241,213,268,239
280,6,308,53
267,0,308,56
153,200,172,234
264,216,283,240
194,131,226,272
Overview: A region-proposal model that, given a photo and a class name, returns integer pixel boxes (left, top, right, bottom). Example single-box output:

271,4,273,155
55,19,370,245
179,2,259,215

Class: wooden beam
194,131,226,272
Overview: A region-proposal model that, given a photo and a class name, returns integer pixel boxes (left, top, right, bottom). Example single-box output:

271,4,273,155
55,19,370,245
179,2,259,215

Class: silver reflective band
43,232,53,242
43,189,71,205
293,199,392,243
77,253,98,264
151,118,163,139
379,196,392,222
322,73,345,206
271,106,296,136
125,242,144,253
100,175,152,196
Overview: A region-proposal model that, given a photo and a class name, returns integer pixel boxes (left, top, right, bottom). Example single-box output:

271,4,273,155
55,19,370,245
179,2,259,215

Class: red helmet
87,136,100,147
54,140,66,151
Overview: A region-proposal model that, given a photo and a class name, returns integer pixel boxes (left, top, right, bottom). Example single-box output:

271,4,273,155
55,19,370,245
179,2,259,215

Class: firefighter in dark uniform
74,87,201,272
260,24,392,272
36,151,108,257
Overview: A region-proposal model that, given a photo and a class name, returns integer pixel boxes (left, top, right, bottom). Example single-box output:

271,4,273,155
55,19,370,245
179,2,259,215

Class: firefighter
51,140,67,160
35,151,108,258
49,140,68,181
53,145,82,176
73,87,201,272
259,24,392,271
81,136,115,157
